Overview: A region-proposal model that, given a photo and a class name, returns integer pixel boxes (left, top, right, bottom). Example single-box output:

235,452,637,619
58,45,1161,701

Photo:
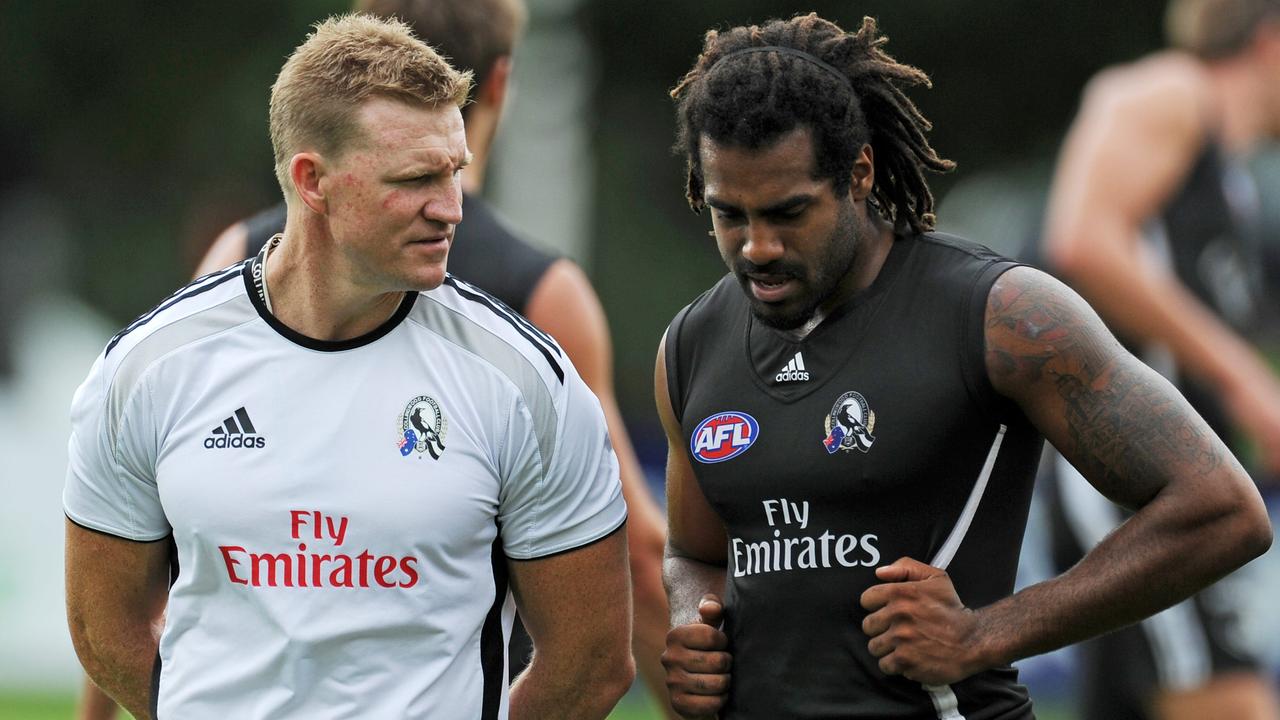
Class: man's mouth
746,273,796,303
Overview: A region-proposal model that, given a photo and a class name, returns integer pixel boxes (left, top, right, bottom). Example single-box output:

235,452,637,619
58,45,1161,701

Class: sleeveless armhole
664,303,696,423
961,260,1025,424
242,203,287,260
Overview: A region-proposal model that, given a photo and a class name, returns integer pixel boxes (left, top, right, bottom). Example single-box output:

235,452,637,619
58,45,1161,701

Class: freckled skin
320,97,470,294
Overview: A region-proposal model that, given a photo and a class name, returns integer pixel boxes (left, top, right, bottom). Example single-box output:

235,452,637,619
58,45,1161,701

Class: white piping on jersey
107,295,258,450
929,424,1007,570
916,423,1006,720
924,684,966,720
410,295,559,468
1055,453,1212,689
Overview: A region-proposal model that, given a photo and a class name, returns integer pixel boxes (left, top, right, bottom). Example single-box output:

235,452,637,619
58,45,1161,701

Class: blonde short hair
269,13,473,195
1166,0,1280,58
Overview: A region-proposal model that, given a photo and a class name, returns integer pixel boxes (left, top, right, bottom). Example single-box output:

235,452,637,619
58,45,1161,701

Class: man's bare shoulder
1083,51,1210,130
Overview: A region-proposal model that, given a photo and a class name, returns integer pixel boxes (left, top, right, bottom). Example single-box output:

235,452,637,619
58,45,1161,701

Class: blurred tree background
0,0,1170,442
15,1,1280,714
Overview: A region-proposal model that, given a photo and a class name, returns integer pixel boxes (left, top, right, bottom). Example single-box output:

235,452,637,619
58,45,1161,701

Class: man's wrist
964,606,1009,675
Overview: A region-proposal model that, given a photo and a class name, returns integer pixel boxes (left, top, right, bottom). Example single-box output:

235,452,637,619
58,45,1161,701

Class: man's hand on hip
663,594,731,719
860,557,983,686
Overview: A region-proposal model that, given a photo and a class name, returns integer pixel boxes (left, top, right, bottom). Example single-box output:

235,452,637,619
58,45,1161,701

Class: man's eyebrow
705,194,814,214
761,194,814,214
459,150,474,168
704,196,737,211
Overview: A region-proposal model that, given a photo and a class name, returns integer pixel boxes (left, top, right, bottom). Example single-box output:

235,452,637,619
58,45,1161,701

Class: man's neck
1206,57,1268,154
267,213,405,342
785,218,897,341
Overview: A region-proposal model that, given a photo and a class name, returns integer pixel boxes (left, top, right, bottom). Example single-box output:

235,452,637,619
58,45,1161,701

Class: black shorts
1044,451,1261,720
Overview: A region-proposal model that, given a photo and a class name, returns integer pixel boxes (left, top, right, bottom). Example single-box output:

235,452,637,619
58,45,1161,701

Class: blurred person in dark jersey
657,12,1271,719
76,1,673,718
1039,1,1280,718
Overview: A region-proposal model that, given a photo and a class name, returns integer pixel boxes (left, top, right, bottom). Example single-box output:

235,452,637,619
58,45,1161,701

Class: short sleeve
63,353,170,541
497,368,626,560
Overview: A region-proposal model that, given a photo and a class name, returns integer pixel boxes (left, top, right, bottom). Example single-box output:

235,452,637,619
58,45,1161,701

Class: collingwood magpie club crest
398,395,448,460
823,391,875,454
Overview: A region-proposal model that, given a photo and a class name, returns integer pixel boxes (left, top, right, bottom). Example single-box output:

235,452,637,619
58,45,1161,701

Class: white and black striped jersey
665,232,1044,720
64,259,626,719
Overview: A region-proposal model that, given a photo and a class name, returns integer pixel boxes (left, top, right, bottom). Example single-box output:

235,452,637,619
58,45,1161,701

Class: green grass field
0,691,1073,719
0,692,665,720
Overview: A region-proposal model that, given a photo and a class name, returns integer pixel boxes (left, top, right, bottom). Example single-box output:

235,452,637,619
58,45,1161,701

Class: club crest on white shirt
399,395,448,460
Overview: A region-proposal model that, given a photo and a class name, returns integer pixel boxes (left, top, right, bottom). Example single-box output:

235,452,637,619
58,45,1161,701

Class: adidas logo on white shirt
204,407,267,450
775,352,810,383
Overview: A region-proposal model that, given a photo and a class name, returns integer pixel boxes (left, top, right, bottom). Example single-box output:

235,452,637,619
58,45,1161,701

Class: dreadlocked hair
670,13,954,234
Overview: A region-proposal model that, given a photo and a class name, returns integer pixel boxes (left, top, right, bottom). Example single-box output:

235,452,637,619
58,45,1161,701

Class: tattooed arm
981,267,1268,658
861,266,1271,685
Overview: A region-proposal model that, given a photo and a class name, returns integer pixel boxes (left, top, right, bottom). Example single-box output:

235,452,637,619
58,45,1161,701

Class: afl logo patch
691,412,759,464
823,391,876,454
399,395,448,460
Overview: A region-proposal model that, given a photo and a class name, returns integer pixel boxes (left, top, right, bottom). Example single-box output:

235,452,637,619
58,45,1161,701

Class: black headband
714,45,853,92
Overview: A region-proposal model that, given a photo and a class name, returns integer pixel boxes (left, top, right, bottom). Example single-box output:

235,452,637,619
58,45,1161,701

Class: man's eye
714,210,742,221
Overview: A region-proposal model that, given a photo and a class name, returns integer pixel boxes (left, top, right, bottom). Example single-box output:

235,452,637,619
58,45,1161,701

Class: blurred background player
1039,0,1280,718
75,1,672,718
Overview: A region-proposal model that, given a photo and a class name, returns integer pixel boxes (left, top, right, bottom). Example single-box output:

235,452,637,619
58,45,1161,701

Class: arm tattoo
985,269,1222,503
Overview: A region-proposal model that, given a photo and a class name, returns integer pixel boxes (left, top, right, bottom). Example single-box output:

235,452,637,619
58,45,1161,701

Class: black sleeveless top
1147,143,1263,439
242,193,558,313
665,233,1043,719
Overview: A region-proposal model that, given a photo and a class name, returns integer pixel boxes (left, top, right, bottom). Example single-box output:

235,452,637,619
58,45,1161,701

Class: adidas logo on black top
775,352,810,383
204,407,266,449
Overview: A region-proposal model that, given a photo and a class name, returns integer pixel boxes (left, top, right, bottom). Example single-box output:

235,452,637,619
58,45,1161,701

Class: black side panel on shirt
240,194,558,315
481,536,509,720
666,232,1042,719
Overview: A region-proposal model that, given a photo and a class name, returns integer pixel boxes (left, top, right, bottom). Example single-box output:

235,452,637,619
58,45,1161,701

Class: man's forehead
701,129,818,172
700,128,824,198
355,97,467,155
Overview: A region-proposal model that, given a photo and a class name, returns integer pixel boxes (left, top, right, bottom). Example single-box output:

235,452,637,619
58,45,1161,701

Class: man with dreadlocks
655,13,1272,719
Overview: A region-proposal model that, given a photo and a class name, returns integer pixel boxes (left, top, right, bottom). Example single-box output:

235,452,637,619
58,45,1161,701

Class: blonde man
64,15,633,719
1042,1,1280,718
190,1,676,717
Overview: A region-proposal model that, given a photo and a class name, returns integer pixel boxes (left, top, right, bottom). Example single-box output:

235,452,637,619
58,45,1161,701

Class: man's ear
848,144,875,202
289,152,328,215
477,55,513,111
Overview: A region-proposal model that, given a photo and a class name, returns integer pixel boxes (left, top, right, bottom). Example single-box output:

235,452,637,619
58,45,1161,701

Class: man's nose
424,179,463,225
741,224,784,265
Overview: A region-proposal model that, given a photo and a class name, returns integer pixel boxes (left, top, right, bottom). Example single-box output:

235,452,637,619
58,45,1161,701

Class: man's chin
399,266,448,293
748,298,813,331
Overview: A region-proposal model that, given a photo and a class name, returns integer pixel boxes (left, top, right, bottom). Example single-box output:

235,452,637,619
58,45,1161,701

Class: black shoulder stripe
446,275,561,356
443,276,565,383
104,264,244,357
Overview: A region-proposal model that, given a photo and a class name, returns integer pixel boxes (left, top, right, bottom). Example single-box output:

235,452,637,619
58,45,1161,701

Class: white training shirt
64,261,626,719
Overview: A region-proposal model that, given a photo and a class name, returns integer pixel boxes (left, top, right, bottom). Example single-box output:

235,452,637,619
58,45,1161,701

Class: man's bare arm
65,520,170,720
979,266,1271,663
862,267,1271,684
655,333,731,719
507,527,635,720
526,259,673,715
654,332,727,621
1043,55,1280,471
